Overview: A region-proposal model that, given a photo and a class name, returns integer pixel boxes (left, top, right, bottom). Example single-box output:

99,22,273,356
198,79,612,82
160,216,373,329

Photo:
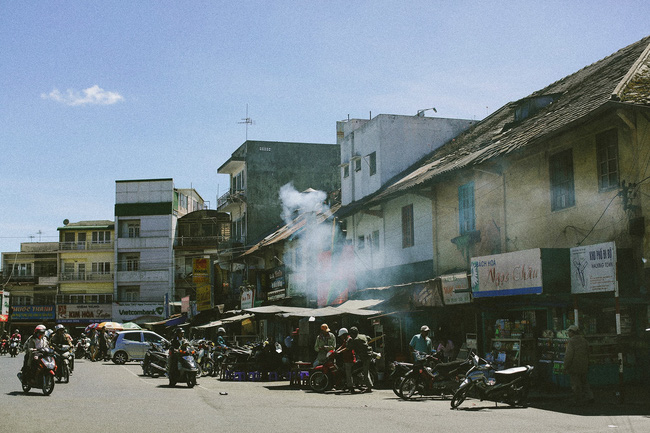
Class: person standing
409,325,433,361
335,328,355,392
347,327,373,392
564,324,594,405
313,323,336,367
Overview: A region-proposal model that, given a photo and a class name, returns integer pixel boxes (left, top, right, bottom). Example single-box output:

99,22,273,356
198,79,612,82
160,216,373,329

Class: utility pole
238,104,253,140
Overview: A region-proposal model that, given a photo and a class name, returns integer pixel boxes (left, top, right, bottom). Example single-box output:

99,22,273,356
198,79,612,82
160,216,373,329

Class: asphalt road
1,354,648,433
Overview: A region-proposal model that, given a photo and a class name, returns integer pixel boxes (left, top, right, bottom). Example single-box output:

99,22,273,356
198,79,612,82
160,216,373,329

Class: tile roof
357,35,650,206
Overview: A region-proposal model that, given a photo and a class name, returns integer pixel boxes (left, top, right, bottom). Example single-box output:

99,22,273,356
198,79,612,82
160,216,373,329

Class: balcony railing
59,272,114,282
59,241,114,251
217,190,246,210
173,235,229,248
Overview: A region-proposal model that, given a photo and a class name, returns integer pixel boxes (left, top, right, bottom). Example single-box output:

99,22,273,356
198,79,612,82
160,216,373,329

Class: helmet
338,328,348,337
45,329,53,338
174,327,184,335
217,327,226,334
15,329,19,333
55,324,65,332
34,324,46,334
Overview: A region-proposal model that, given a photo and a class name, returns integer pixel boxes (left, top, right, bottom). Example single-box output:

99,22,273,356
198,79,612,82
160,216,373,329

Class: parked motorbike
450,353,534,409
194,340,214,377
142,341,169,378
309,350,380,393
399,352,471,400
9,337,21,357
388,360,413,397
167,343,199,388
18,347,56,395
53,344,73,383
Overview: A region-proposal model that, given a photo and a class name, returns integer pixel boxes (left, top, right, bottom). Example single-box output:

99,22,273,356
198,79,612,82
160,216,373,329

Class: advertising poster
11,305,56,321
1,291,9,322
441,273,471,305
57,304,111,323
570,241,617,294
193,257,212,311
471,248,543,298
240,287,254,309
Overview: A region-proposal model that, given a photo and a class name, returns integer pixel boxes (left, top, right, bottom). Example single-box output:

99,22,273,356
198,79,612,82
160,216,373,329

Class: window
92,262,111,274
62,262,74,280
119,286,140,302
368,152,377,176
13,296,32,305
402,204,414,248
125,254,139,271
371,230,380,251
13,263,32,276
458,182,476,234
357,235,365,250
549,149,575,211
343,164,350,178
596,129,619,191
143,332,163,343
354,159,362,172
92,231,111,244
128,222,140,238
122,332,141,342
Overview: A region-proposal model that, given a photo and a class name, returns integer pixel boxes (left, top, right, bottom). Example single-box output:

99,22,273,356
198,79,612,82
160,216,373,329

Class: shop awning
277,302,383,318
194,320,223,329
244,306,312,315
144,314,186,327
221,313,254,323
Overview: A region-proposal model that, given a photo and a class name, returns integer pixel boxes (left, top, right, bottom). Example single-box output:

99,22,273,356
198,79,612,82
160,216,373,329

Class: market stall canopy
144,314,186,328
194,320,223,329
243,306,313,315
221,313,254,324
275,300,384,318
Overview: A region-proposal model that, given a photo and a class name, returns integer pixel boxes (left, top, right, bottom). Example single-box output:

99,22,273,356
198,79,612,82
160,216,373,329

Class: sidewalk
529,383,650,415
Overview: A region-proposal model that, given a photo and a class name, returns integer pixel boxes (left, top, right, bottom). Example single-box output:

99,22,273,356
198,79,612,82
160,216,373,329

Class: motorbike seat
433,360,467,375
494,366,530,383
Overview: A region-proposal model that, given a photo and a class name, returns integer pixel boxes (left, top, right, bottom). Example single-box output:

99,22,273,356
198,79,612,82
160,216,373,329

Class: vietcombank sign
112,302,165,322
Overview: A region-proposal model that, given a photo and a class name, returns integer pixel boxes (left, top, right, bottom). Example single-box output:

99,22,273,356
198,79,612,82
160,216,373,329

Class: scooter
309,350,380,393
53,344,73,383
167,343,199,388
18,347,56,395
399,352,472,400
388,360,413,397
75,337,91,359
194,340,214,377
450,353,534,409
9,337,21,357
142,342,169,378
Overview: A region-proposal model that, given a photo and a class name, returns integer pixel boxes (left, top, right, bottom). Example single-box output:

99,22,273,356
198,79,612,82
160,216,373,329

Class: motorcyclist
21,324,49,380
216,327,228,349
50,324,74,373
168,327,187,380
11,329,22,344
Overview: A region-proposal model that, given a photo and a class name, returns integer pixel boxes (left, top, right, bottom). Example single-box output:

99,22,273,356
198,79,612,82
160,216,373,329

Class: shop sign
570,241,616,294
267,288,286,301
269,266,286,291
11,305,56,321
57,304,111,323
441,273,471,305
112,302,165,322
1,291,9,322
181,296,190,313
196,283,211,311
241,287,254,309
471,249,542,298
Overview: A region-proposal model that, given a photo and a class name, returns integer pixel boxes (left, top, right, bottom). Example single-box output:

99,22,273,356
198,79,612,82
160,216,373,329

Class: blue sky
1,1,649,256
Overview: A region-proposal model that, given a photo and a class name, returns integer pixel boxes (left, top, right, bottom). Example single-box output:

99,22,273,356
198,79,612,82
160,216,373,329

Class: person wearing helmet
216,327,227,349
335,327,356,393
11,329,22,345
168,327,186,380
21,324,49,380
50,324,74,373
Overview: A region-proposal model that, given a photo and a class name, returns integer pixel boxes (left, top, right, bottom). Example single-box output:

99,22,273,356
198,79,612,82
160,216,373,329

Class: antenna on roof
238,104,254,140
416,107,437,117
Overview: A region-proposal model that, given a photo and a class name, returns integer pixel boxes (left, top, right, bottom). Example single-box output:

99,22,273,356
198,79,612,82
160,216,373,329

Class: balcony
173,235,229,249
116,269,169,284
59,241,114,251
59,272,114,282
216,190,246,212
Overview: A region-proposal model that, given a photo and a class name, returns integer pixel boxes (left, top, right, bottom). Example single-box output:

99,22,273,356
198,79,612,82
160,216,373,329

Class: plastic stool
233,371,245,381
299,370,310,386
268,371,278,381
247,371,261,381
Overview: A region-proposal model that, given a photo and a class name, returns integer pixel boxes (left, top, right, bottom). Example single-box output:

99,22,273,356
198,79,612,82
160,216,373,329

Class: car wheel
112,351,128,365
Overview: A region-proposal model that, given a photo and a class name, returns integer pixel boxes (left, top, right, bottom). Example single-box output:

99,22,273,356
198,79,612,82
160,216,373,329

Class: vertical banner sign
570,242,616,294
193,258,211,311
0,291,9,322
471,248,543,298
441,273,471,305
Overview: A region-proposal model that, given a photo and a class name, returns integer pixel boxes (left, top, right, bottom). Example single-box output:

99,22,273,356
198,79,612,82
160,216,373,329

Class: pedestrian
409,325,433,362
335,328,355,393
347,327,373,393
564,324,594,405
313,323,336,367
436,334,455,362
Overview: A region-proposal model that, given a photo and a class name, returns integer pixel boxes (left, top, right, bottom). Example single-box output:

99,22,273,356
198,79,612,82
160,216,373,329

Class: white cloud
41,85,124,106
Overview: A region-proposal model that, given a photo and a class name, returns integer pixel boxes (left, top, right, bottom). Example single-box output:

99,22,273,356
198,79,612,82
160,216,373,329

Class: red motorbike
309,350,379,393
18,347,56,395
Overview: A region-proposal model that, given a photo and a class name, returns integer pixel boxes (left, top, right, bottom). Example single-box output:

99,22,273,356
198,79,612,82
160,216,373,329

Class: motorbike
210,346,227,378
142,341,169,378
388,360,413,397
309,350,380,393
194,340,214,377
75,337,91,359
9,337,21,357
0,338,8,355
450,353,535,409
53,344,73,383
399,352,472,400
167,343,199,388
18,347,56,395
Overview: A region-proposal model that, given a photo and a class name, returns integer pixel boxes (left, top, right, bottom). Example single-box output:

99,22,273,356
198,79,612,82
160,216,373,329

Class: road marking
121,365,158,385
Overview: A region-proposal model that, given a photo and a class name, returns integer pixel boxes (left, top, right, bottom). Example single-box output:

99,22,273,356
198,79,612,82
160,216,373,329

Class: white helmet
217,327,226,334
338,328,348,337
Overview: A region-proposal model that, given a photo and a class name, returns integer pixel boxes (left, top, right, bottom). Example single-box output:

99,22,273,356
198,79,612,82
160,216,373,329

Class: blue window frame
458,182,475,234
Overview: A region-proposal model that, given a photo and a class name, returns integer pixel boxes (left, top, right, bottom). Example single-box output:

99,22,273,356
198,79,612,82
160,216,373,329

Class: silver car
110,330,169,364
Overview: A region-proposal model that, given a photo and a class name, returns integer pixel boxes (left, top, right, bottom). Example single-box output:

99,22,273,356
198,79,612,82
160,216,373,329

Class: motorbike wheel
211,361,221,378
42,374,55,396
187,372,197,388
21,378,31,393
507,384,530,407
201,359,214,377
450,384,472,409
392,376,404,397
399,376,421,400
309,371,330,393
